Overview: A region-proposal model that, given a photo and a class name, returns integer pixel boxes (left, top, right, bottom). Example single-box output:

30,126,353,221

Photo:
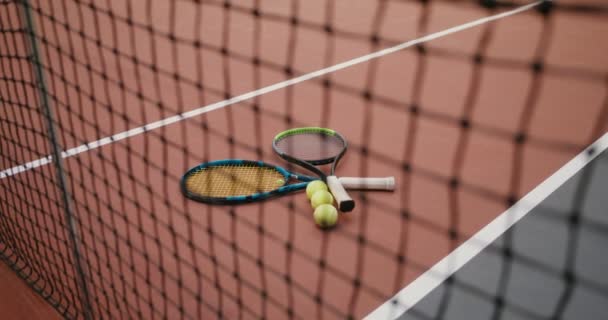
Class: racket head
181,159,305,204
272,127,347,165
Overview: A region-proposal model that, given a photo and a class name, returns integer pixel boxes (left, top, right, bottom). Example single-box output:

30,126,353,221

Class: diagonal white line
0,0,545,179
364,131,608,320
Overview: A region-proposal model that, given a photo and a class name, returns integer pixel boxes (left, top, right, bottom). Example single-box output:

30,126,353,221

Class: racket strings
184,165,286,197
275,132,345,161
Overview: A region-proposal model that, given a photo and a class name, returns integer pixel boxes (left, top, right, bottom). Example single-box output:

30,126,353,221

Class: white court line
365,132,608,320
0,0,544,180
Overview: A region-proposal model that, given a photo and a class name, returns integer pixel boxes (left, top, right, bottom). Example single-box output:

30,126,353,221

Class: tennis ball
313,204,338,228
306,180,328,199
310,190,334,209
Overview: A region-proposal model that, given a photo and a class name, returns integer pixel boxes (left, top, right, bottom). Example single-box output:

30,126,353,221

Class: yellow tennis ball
306,180,328,199
313,204,338,228
310,190,334,209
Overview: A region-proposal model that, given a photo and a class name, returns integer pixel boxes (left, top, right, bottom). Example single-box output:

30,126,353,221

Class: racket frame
272,127,355,212
180,159,314,205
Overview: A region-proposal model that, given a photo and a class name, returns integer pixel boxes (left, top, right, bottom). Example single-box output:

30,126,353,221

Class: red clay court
1,0,607,319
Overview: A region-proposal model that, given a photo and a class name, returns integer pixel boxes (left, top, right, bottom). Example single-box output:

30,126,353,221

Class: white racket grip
327,175,355,212
338,177,395,191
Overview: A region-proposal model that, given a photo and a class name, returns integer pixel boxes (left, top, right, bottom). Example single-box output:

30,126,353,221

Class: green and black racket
273,127,373,212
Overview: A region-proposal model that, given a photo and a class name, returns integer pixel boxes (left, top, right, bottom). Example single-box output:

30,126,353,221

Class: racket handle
327,176,355,212
338,177,395,191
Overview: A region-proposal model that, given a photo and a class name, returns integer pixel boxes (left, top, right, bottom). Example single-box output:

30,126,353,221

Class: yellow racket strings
184,164,286,197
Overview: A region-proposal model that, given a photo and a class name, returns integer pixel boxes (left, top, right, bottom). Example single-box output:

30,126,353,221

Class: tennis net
0,0,607,319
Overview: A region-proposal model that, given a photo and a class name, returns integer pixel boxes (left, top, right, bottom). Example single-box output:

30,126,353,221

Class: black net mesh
0,0,607,319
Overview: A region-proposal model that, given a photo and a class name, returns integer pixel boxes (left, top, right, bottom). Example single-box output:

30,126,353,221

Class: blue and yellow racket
180,159,394,205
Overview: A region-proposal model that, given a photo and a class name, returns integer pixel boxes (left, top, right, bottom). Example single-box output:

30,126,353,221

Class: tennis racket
273,127,377,212
181,159,395,205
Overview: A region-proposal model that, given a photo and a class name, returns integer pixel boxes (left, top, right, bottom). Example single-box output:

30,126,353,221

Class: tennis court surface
1,0,607,319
